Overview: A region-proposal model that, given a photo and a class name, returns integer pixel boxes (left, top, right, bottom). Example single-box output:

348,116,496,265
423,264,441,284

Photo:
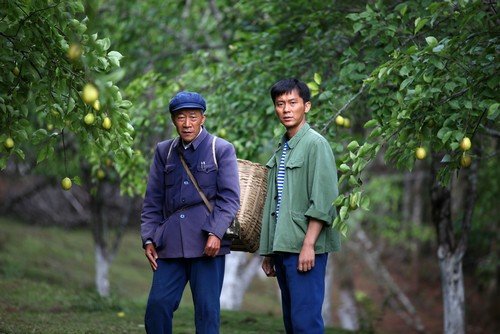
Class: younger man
260,78,340,333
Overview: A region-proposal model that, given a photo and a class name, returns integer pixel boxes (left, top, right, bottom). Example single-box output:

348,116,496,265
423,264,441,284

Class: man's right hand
145,243,158,271
262,256,276,277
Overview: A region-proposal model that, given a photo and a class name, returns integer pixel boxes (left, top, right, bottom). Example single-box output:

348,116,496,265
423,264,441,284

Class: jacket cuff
304,208,333,226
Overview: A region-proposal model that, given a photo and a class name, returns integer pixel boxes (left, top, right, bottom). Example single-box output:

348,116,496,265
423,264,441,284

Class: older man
141,91,240,334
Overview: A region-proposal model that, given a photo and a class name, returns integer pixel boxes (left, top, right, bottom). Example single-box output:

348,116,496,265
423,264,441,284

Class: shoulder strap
212,136,218,169
179,153,213,213
166,138,178,163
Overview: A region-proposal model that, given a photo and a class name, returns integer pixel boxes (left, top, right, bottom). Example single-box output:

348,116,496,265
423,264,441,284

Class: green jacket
259,123,340,255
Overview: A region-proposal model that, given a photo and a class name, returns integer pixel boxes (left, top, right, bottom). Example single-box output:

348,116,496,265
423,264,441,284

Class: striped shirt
276,141,288,219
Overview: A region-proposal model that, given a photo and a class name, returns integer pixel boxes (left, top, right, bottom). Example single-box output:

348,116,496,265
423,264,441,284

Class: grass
0,218,353,333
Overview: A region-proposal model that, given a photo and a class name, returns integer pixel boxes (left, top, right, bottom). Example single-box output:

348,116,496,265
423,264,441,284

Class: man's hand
297,219,323,272
204,235,221,257
298,243,315,272
145,243,158,271
262,256,276,277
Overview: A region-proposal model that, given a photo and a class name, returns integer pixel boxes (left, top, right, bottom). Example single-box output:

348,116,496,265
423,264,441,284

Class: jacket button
183,180,189,185
180,214,185,219
271,212,276,217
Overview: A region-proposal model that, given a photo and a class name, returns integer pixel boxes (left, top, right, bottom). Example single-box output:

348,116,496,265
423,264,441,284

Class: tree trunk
336,249,359,330
95,243,111,297
438,245,465,334
220,252,261,310
430,152,478,334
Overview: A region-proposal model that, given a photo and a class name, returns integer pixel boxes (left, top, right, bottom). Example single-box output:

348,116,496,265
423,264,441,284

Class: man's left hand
298,244,315,272
204,235,221,257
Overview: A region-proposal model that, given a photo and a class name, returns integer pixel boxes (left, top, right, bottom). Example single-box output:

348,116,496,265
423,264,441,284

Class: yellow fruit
102,117,112,130
47,124,54,131
12,66,20,76
84,113,95,125
96,169,106,180
82,84,99,105
51,109,60,117
335,115,345,126
343,118,351,128
4,137,14,149
92,99,101,111
459,137,471,151
67,43,82,60
415,147,427,160
218,128,227,137
61,177,72,190
460,154,472,168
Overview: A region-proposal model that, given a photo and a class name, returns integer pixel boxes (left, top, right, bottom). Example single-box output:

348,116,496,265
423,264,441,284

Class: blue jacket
141,128,240,258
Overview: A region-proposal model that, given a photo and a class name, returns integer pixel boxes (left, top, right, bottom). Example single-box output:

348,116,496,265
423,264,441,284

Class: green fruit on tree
84,113,95,125
12,66,20,76
415,147,427,160
61,177,72,190
460,154,472,168
4,137,14,149
82,84,99,105
218,128,227,137
92,99,101,111
96,169,106,180
459,137,471,151
335,115,345,126
343,118,351,128
102,117,112,130
67,43,82,60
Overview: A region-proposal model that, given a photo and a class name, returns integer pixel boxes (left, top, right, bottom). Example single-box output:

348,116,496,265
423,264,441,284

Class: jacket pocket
153,219,169,250
196,163,217,187
164,164,176,187
286,157,304,169
290,210,308,235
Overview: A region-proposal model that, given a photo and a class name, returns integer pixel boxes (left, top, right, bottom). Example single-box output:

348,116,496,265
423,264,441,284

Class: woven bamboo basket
231,159,268,253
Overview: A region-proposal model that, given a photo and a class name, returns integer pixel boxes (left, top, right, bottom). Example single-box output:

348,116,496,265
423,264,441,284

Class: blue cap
169,91,206,113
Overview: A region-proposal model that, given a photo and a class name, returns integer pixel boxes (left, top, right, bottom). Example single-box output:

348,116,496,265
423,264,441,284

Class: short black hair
270,78,311,104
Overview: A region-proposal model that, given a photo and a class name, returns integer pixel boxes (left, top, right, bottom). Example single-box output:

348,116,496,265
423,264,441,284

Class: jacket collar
277,123,310,150
178,127,208,151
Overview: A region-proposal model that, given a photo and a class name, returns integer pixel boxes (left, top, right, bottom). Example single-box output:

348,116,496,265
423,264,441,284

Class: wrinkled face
172,109,206,143
274,89,311,137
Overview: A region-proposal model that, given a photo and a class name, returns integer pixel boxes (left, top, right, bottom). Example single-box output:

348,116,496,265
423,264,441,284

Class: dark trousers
274,252,328,334
145,256,225,334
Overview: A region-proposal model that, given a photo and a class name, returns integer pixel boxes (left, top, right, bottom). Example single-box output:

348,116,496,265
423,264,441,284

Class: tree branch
320,83,366,135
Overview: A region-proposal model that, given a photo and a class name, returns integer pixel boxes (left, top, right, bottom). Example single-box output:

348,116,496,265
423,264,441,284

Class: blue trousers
274,252,328,334
145,256,225,334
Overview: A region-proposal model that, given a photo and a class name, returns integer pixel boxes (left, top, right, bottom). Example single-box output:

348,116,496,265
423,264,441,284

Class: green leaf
314,73,322,85
307,82,319,91
487,103,499,120
414,18,428,34
400,77,414,91
347,140,360,151
339,206,348,220
364,119,378,128
108,51,123,67
432,45,444,53
339,163,351,173
333,195,345,206
361,196,370,210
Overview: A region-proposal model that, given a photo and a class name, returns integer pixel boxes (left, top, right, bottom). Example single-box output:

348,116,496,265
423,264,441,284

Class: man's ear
304,101,312,113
